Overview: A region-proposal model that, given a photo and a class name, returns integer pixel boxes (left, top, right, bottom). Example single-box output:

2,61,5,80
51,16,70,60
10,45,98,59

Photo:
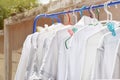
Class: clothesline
33,0,120,33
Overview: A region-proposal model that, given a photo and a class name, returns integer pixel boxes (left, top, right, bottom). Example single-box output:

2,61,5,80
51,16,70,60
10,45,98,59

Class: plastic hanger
76,6,97,26
90,5,96,19
65,10,78,49
89,5,99,26
100,0,113,23
64,13,72,48
65,28,78,49
94,9,100,20
72,9,77,24
79,6,86,18
102,1,116,36
88,9,93,18
105,1,112,22
64,13,72,25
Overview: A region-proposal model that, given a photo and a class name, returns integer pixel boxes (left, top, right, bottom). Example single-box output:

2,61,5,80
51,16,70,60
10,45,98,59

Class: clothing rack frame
33,0,120,33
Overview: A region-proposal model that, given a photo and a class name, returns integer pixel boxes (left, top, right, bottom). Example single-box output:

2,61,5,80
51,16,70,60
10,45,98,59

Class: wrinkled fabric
112,40,120,79
93,28,120,79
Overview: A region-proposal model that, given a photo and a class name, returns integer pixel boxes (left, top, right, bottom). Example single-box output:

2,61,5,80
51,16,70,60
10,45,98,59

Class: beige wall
6,17,51,51
0,35,4,53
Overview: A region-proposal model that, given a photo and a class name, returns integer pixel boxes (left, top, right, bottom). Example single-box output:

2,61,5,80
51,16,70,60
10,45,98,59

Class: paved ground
0,53,5,80
0,49,21,80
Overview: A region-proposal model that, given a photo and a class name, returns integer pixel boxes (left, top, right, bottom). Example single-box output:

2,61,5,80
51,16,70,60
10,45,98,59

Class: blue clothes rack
33,0,120,33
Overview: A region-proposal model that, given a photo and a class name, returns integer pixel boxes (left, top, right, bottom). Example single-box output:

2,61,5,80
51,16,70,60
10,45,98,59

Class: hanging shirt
81,28,109,80
25,31,50,80
65,22,107,80
38,25,72,80
56,26,73,80
63,16,100,80
57,16,98,80
112,39,120,79
82,23,120,80
27,23,65,80
93,28,120,79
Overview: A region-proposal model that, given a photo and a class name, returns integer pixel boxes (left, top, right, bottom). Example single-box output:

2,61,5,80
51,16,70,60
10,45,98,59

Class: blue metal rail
33,0,120,33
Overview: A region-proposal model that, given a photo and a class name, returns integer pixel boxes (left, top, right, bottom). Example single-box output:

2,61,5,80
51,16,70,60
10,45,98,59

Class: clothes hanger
75,6,94,26
88,9,93,18
90,5,96,19
64,12,72,25
72,9,78,24
89,5,99,26
100,0,113,23
65,9,79,49
79,6,86,18
101,1,116,36
94,9,100,20
105,1,112,22
65,5,97,49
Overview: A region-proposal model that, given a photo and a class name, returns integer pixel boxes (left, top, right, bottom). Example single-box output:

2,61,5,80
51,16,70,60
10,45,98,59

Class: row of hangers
41,0,118,26
33,0,120,33
34,0,120,49
65,0,119,25
43,0,119,36
37,0,119,49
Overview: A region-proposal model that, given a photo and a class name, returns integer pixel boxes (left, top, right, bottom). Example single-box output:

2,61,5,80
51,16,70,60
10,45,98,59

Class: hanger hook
79,6,86,17
72,9,77,24
104,1,112,22
90,5,96,19
65,12,72,25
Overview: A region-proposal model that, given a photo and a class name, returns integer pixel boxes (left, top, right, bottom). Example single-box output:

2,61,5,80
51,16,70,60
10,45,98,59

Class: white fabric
93,28,120,79
39,25,72,80
58,16,97,80
28,23,65,80
112,40,120,79
14,34,32,80
63,16,99,80
15,15,120,80
25,31,49,80
82,22,120,80
66,22,105,80
81,28,109,80
75,16,98,26
57,26,73,80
